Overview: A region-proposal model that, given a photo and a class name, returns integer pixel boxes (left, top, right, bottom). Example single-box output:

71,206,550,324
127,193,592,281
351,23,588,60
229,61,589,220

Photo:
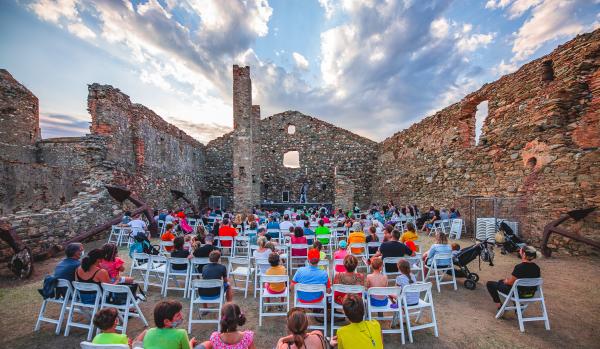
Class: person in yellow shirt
400,222,419,243
347,222,366,255
265,252,287,293
332,293,383,349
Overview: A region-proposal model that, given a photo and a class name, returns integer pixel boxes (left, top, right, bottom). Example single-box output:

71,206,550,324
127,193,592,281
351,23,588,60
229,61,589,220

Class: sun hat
338,240,347,249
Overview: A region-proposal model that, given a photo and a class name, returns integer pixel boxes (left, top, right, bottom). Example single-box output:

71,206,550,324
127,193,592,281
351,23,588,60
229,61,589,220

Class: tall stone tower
232,65,260,212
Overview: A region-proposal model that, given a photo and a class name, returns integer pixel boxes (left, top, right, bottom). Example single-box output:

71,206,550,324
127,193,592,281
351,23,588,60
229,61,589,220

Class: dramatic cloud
292,52,310,70
40,113,89,138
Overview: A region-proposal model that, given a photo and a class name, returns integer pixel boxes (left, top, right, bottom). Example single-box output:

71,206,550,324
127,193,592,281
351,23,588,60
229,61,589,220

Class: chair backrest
101,283,132,295
451,219,462,232
367,286,401,297
192,279,223,289
255,258,271,274
72,281,102,293
295,283,326,294
260,274,289,284
291,244,308,251
160,241,173,247
132,252,150,261
229,257,250,267
513,278,543,288
150,255,168,265
402,281,432,294
331,284,364,294
168,257,189,271
80,341,129,349
56,278,74,290
382,257,403,273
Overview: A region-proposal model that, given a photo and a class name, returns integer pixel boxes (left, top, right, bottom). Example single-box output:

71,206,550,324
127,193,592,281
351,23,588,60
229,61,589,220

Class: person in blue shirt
53,243,83,281
303,221,315,244
292,249,330,304
423,232,452,269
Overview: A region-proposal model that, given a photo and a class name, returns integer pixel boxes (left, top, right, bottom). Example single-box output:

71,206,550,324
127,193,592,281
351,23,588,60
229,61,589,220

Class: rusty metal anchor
541,207,598,257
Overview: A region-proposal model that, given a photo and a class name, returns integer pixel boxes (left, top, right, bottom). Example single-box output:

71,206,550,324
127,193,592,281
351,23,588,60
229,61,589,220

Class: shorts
198,282,229,300
370,296,389,307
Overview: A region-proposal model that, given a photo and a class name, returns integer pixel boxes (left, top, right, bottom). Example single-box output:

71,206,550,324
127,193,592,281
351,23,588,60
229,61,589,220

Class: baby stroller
452,241,495,290
498,221,526,255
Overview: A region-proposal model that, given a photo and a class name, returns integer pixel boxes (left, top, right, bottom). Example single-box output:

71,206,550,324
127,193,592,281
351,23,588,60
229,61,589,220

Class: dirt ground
1,236,599,349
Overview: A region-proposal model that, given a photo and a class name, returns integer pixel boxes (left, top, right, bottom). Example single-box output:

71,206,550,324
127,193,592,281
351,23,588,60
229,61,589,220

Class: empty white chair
107,226,121,245
449,219,463,240
163,257,190,297
428,221,444,236
258,274,290,326
289,244,308,274
402,282,438,343
129,252,150,282
293,284,327,334
495,278,550,332
65,282,102,340
158,241,174,256
34,279,73,335
80,342,129,348
187,257,209,297
100,283,148,334
405,254,425,282
144,255,168,292
228,257,253,298
188,279,224,333
425,252,457,292
330,284,365,338
215,236,234,258
366,286,404,344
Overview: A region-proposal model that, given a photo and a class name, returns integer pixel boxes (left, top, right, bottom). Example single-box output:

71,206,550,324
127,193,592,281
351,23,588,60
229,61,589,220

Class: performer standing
299,182,308,203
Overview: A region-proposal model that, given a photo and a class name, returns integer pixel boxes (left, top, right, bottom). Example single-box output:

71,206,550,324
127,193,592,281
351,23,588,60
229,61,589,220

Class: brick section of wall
0,69,40,147
334,174,355,212
371,30,600,255
205,133,234,209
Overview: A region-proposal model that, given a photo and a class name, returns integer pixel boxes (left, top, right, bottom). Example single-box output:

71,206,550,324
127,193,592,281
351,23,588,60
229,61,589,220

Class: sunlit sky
1,0,598,143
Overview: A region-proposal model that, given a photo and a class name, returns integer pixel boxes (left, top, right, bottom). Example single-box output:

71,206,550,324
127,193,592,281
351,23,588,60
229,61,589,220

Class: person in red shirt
218,218,237,248
161,223,176,252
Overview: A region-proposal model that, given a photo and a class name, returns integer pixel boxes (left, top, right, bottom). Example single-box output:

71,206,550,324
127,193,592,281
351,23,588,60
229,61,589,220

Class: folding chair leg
431,303,439,337
541,299,550,330
56,300,68,335
515,300,525,332
405,305,414,343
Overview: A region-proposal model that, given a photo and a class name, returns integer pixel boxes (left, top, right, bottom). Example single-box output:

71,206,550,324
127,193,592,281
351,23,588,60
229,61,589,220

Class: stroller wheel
464,279,476,290
468,273,479,282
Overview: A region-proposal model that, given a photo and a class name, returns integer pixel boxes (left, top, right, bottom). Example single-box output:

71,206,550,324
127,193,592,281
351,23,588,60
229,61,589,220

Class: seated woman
92,307,129,346
170,236,190,271
276,308,327,349
332,255,365,304
141,300,198,349
347,222,366,255
253,236,273,275
75,248,113,304
161,223,176,252
400,222,419,244
100,243,134,284
365,226,379,255
422,232,452,273
486,246,541,310
332,294,383,349
209,302,255,349
291,227,308,257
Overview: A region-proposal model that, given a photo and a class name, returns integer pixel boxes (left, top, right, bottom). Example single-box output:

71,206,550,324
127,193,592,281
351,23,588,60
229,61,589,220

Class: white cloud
493,59,518,75
430,18,450,39
485,0,512,9
506,0,543,19
29,0,79,23
318,0,336,19
457,32,495,52
292,52,310,70
67,22,96,39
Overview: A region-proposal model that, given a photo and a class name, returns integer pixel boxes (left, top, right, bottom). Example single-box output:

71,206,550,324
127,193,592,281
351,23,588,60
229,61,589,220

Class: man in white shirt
165,210,176,224
127,213,148,236
279,214,294,232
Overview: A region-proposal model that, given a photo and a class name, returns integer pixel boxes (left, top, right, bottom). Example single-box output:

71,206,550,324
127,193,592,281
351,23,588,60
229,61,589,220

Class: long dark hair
101,243,118,262
81,248,105,272
220,303,246,333
287,308,308,348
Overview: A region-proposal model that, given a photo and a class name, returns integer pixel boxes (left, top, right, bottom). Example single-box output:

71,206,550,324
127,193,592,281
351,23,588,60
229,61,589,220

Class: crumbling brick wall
371,30,600,255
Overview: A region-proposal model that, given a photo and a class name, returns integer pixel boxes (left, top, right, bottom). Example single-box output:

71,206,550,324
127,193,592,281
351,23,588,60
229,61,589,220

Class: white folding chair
129,252,150,282
107,226,121,245
332,258,345,279
428,221,444,236
405,254,425,282
65,282,102,340
100,283,148,334
382,257,403,285
367,286,404,344
449,219,463,240
402,282,438,343
188,279,224,333
187,257,209,297
258,275,290,326
348,242,368,272
333,227,347,249
228,257,254,298
80,342,129,348
495,278,550,332
290,244,308,274
330,284,365,338
35,279,73,335
159,241,173,256
367,242,382,259
254,258,271,297
293,284,327,334
233,236,250,257
163,257,190,297
144,255,168,292
425,253,457,292
215,236,234,258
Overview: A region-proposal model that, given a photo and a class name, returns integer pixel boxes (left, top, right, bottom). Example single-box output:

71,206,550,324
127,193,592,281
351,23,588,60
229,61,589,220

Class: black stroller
498,221,526,254
452,241,495,290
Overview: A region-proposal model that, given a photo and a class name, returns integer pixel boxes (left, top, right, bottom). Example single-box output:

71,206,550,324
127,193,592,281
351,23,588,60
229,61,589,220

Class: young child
396,259,419,306
265,252,287,302
333,240,348,273
451,243,461,257
312,240,327,270
183,234,193,252
92,307,129,345
161,223,176,252
100,243,134,284
367,257,390,307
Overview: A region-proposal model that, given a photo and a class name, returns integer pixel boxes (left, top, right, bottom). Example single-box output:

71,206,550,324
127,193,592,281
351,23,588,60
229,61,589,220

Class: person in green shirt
331,294,383,349
92,307,129,345
140,299,198,349
314,219,331,244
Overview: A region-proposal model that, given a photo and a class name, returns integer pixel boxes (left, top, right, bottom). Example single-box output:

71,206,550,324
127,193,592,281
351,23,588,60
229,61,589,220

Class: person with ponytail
276,308,327,349
75,248,112,304
209,302,255,349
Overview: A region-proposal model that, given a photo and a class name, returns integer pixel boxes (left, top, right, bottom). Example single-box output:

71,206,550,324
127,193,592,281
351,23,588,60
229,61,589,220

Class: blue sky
1,0,598,143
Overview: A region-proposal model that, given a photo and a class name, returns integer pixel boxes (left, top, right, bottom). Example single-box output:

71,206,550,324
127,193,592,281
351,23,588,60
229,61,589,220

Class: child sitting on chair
92,307,129,345
451,243,461,257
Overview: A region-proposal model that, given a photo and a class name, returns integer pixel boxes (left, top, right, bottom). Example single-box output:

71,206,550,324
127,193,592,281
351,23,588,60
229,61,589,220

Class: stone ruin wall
371,30,600,255
256,111,378,208
204,132,234,210
0,76,209,274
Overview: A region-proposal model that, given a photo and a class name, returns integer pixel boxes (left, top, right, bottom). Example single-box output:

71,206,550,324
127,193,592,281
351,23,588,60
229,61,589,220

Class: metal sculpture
541,207,597,257
0,219,33,279
170,189,199,216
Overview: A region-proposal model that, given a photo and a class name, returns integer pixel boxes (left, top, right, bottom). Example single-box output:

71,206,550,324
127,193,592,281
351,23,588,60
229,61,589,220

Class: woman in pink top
291,227,308,257
333,240,348,273
210,303,255,349
100,243,134,284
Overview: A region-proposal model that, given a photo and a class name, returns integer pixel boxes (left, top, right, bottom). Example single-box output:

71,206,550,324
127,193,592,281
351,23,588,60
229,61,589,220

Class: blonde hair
257,236,267,248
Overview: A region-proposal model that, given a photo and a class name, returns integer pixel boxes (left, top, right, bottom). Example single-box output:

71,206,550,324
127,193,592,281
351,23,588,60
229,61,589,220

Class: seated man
53,242,83,281
372,229,415,273
199,250,233,302
292,248,330,304
486,246,541,310
128,213,148,236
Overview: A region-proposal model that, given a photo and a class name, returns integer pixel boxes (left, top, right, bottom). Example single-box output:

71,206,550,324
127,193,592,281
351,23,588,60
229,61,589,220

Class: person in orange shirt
218,218,237,248
347,222,366,255
160,223,175,252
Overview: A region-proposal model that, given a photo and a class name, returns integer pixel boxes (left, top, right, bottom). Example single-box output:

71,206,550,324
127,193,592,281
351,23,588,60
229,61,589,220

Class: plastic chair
330,284,365,338
366,286,404,344
65,282,102,340
293,284,328,334
143,255,167,292
233,236,250,257
187,257,209,297
402,282,438,343
215,236,234,258
258,275,290,326
382,257,404,285
404,254,425,282
34,279,73,335
80,342,129,348
253,258,271,297
495,278,550,332
158,241,173,256
188,279,224,333
228,257,254,298
290,244,308,274
163,257,190,297
367,241,382,259
129,253,150,282
100,283,148,334
449,219,463,240
425,253,457,292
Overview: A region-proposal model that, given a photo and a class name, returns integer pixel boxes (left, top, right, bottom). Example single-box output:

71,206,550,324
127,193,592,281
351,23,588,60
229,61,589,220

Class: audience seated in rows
332,294,384,349
332,255,365,304
275,308,327,349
